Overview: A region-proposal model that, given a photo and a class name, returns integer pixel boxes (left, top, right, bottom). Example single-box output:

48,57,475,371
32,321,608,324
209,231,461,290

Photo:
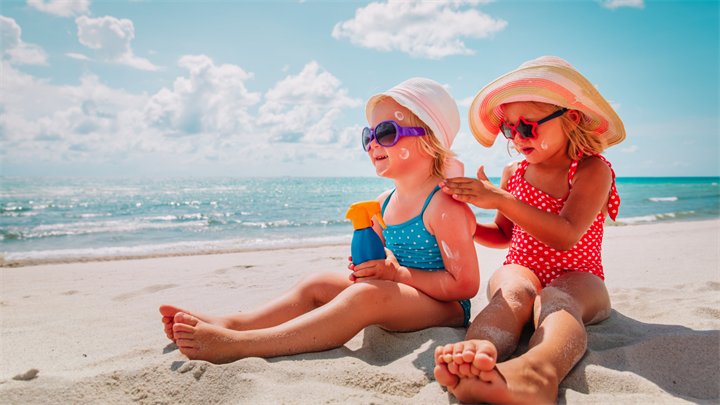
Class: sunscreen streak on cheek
399,148,409,159
541,140,548,150
394,111,404,121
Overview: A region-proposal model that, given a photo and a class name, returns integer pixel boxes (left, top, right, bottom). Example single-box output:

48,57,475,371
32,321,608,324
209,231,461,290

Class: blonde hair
506,102,607,159
371,96,457,178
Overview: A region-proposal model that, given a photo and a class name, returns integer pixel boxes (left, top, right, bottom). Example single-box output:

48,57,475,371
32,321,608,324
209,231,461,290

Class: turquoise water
1,176,718,260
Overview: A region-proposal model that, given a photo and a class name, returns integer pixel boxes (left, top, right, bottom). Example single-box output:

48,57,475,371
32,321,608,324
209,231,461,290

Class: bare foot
159,304,235,342
434,340,498,381
447,354,558,405
172,312,246,364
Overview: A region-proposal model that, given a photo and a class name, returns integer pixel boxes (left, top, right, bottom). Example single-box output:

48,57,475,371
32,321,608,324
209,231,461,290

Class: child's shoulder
425,187,475,235
500,159,524,188
574,155,612,182
375,189,393,203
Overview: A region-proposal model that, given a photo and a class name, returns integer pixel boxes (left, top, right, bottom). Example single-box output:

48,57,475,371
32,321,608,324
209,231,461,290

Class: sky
1,0,718,178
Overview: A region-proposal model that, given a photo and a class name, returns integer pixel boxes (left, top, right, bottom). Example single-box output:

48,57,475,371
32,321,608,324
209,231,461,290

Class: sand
1,219,718,404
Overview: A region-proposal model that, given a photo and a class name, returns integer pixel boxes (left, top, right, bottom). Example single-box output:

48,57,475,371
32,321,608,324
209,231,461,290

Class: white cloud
27,0,90,17
332,0,506,59
75,15,161,71
0,61,151,163
258,61,362,144
610,101,621,111
66,52,91,60
1,15,49,65
621,145,639,153
1,57,365,170
457,96,475,107
598,0,645,10
670,161,690,168
144,54,261,137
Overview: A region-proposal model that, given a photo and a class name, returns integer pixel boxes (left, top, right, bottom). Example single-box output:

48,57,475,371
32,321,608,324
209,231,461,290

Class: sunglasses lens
362,128,373,151
516,121,535,139
375,122,398,146
500,122,514,140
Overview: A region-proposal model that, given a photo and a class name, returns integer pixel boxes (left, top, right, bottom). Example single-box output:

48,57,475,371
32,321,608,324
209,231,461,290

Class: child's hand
440,166,502,209
350,248,400,283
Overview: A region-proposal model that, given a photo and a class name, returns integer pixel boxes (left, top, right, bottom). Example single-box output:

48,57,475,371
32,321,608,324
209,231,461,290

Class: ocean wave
614,210,696,225
14,218,208,239
2,233,352,261
236,219,349,228
649,197,678,202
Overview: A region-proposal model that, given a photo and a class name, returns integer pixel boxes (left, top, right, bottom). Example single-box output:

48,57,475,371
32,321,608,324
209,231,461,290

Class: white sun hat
366,77,464,178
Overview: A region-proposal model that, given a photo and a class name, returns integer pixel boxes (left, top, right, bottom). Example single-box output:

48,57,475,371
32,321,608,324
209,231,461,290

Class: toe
434,346,445,365
433,362,459,389
173,322,195,334
174,312,199,326
472,341,498,371
160,304,181,317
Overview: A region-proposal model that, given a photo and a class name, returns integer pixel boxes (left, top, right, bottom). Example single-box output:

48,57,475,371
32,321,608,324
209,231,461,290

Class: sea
1,176,718,261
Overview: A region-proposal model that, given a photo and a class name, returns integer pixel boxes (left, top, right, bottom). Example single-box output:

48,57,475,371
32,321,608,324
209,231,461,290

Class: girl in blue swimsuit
160,78,480,364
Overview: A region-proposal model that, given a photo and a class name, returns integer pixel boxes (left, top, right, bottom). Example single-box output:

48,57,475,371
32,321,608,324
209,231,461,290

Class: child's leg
172,279,465,363
160,272,353,341
434,265,540,385
440,271,610,405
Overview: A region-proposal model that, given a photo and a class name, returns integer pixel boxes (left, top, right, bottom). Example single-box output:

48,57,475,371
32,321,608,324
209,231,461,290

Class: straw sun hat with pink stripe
468,56,626,149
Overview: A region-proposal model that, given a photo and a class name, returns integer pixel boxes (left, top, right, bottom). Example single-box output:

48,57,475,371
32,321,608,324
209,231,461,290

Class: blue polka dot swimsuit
381,185,471,327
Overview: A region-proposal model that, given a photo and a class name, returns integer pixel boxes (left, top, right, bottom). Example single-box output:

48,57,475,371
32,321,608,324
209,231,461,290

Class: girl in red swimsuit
434,56,626,405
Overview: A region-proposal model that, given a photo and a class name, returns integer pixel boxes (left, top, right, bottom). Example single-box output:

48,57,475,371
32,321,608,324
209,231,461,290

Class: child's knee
533,286,581,326
491,278,538,311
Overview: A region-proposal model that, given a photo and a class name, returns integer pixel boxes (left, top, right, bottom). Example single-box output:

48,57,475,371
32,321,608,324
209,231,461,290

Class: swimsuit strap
380,185,441,217
568,159,581,188
516,159,530,176
420,185,441,214
381,189,396,216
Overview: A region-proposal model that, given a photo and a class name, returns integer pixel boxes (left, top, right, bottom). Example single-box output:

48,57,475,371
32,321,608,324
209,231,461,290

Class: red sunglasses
499,108,568,140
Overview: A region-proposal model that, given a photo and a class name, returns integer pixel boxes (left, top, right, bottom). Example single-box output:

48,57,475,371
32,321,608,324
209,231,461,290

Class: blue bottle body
351,228,386,265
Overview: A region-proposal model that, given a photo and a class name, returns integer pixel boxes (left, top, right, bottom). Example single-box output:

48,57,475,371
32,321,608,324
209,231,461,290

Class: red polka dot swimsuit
504,155,620,287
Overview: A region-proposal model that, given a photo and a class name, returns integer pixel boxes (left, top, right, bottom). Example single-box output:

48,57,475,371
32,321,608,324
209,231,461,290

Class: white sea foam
23,218,207,238
615,211,695,224
649,197,678,202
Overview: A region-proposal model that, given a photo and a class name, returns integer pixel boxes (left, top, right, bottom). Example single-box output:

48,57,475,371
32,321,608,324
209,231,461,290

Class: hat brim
468,60,626,148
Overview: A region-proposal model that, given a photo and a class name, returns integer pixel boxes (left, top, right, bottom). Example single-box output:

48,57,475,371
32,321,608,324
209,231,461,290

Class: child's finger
476,165,490,182
352,268,376,279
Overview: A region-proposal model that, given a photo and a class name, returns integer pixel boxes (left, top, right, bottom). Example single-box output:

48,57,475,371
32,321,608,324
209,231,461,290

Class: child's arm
468,163,516,249
350,193,480,302
443,157,612,251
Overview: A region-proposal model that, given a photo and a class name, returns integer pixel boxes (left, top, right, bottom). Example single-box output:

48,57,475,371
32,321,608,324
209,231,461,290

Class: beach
1,219,718,404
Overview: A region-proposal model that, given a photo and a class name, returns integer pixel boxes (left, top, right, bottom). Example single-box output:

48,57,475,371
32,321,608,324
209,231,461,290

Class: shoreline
0,242,350,268
2,218,716,268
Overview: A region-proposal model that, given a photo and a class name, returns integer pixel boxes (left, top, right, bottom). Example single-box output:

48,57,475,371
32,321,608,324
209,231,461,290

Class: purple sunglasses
362,120,426,152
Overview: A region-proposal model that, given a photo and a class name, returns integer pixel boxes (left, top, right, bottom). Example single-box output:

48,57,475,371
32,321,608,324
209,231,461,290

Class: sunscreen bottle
345,201,387,265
